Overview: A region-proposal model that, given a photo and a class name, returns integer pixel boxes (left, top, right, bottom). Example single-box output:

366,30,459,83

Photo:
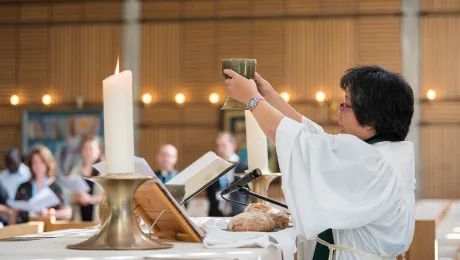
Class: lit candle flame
115,57,120,75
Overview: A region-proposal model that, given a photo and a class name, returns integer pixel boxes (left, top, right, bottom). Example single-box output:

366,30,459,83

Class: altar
0,226,285,260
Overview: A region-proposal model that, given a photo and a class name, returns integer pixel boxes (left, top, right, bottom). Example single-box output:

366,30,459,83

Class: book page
167,152,235,202
6,200,30,211
29,186,61,212
167,152,219,185
183,159,232,200
93,156,155,177
61,174,90,193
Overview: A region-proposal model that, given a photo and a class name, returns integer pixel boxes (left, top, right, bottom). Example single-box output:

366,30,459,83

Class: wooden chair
0,221,44,239
397,220,436,260
45,220,98,232
397,199,452,259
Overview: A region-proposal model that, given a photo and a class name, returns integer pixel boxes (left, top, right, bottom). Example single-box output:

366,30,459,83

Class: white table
0,228,283,260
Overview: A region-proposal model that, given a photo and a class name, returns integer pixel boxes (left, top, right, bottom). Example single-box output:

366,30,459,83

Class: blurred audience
154,144,178,183
15,145,71,223
68,135,104,222
206,132,248,217
0,148,31,200
0,182,16,225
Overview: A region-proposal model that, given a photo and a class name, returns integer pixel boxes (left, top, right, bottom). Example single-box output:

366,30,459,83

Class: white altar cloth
0,228,283,260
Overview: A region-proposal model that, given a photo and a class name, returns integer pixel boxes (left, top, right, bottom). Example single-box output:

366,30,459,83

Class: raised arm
254,72,303,123
223,69,323,145
223,69,284,145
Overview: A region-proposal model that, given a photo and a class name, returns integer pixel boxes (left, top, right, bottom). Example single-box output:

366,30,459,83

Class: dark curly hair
340,65,414,141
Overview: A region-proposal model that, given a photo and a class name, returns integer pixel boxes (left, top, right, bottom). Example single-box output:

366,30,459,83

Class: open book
166,152,237,205
7,186,60,212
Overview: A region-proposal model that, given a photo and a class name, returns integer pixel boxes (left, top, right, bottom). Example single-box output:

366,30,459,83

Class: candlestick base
67,174,173,250
235,172,281,204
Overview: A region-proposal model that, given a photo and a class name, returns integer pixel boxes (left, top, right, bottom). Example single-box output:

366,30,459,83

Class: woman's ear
364,124,375,130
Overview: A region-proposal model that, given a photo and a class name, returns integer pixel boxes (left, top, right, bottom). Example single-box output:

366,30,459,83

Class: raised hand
223,69,261,104
254,72,276,99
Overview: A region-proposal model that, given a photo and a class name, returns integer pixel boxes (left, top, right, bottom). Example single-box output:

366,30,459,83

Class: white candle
102,64,135,174
245,110,269,173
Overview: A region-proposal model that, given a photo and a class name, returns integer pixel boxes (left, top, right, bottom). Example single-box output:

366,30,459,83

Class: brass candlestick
235,172,281,204
221,58,257,110
67,173,173,250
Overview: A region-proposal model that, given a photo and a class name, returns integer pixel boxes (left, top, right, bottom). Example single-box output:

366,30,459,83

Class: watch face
249,99,256,108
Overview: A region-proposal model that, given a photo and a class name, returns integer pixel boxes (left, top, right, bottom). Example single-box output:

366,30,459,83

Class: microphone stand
237,187,288,209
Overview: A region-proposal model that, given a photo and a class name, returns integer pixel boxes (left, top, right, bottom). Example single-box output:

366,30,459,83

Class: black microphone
220,168,262,196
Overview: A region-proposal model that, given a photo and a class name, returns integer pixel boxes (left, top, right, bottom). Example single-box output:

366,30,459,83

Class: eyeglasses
340,101,352,111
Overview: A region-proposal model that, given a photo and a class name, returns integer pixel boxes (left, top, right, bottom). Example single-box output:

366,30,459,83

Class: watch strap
249,96,265,111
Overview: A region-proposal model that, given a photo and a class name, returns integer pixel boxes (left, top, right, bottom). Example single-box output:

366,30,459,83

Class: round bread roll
268,211,290,229
227,212,275,232
244,203,272,214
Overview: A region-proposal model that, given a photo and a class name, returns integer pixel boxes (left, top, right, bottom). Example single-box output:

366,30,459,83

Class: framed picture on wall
220,110,278,172
22,110,104,176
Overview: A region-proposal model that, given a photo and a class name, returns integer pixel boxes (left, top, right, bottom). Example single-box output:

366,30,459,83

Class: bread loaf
240,203,290,230
268,211,290,229
244,203,272,214
227,212,275,232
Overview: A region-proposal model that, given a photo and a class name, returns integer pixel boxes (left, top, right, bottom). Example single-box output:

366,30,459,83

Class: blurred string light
10,95,19,106
315,91,326,102
175,93,185,104
209,93,219,104
280,92,290,102
42,94,52,105
142,93,153,104
426,89,436,101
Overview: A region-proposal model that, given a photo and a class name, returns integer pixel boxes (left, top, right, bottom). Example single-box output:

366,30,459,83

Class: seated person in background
206,132,248,217
68,135,104,222
0,148,31,200
154,144,178,184
0,182,16,225
15,145,71,223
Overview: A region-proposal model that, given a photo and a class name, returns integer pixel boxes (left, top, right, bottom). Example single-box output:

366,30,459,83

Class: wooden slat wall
138,0,402,171
284,19,356,102
0,0,403,174
141,23,181,103
421,0,460,10
422,126,460,198
421,10,460,198
0,1,122,169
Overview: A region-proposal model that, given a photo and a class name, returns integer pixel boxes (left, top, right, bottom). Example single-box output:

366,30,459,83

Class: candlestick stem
67,174,172,250
234,172,281,204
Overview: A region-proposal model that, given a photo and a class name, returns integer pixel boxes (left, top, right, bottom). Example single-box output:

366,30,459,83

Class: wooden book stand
133,178,205,243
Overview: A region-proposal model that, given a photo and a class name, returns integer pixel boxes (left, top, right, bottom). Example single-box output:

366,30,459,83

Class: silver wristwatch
248,96,265,111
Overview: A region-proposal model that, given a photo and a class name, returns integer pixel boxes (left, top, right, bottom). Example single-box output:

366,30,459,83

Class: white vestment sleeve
276,117,398,240
301,116,325,135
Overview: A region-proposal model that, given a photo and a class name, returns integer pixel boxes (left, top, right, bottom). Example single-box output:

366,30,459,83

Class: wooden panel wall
139,0,402,169
421,9,460,198
0,0,402,172
0,1,122,168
